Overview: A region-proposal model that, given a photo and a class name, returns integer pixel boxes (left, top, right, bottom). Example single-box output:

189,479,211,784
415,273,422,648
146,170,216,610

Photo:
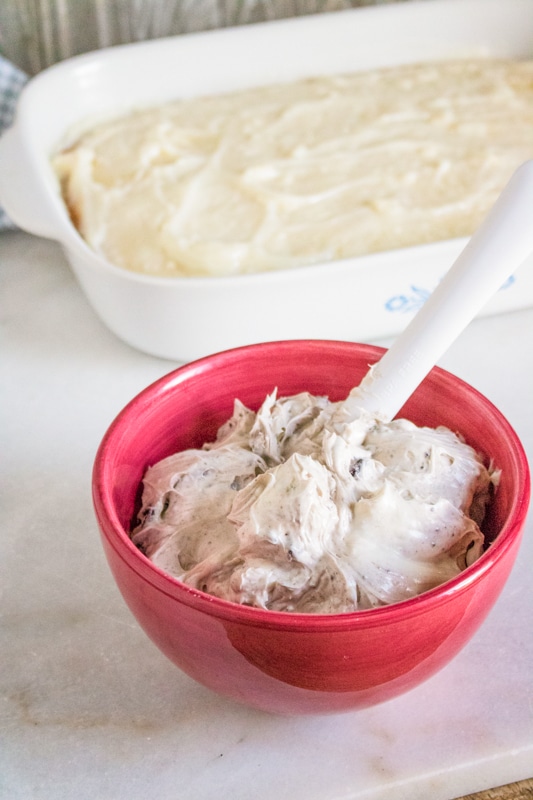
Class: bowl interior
97,340,529,585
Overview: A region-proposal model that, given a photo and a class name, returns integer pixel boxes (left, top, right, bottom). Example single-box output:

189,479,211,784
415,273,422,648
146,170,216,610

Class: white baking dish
1,0,532,362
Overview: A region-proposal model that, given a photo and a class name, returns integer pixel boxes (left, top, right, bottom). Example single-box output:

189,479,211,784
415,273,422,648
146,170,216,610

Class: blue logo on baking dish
385,275,516,314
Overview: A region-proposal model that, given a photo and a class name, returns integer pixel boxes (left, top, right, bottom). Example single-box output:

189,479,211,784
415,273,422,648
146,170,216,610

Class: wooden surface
458,778,533,799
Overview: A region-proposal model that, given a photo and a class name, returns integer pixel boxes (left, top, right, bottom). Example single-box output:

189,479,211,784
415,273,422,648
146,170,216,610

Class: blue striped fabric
0,56,28,230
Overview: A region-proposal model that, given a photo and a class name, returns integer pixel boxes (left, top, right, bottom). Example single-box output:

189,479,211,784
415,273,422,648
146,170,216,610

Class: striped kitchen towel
0,56,28,230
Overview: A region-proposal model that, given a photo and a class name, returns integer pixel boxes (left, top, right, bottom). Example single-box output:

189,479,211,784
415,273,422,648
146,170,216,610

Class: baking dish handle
0,126,64,240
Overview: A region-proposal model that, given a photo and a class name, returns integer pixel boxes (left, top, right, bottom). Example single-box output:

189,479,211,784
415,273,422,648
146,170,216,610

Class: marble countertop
1,231,532,800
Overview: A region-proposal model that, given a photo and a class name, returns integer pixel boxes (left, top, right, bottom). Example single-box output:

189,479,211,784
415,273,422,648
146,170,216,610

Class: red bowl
92,340,530,714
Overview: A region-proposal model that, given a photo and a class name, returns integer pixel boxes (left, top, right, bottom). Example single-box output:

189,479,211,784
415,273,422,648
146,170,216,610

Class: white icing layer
53,59,533,277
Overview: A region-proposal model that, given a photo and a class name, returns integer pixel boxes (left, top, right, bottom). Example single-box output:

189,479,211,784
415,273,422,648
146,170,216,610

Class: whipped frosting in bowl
131,388,496,614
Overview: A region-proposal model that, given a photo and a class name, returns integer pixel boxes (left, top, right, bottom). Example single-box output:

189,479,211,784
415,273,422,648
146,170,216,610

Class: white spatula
341,160,533,422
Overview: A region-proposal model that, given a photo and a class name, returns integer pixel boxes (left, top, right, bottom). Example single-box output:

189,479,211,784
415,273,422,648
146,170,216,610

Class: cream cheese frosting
131,390,496,613
53,58,533,278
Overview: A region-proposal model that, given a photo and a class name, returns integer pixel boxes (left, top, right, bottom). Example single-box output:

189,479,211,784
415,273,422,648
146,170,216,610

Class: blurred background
1,0,408,75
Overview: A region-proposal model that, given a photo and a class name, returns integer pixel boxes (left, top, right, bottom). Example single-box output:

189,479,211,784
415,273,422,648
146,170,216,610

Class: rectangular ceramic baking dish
1,0,532,362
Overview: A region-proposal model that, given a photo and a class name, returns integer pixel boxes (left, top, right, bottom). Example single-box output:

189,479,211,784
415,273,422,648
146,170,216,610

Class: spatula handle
347,160,533,421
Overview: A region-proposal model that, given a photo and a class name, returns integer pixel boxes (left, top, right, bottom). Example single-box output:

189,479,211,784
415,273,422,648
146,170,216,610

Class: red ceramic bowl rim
93,340,531,632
